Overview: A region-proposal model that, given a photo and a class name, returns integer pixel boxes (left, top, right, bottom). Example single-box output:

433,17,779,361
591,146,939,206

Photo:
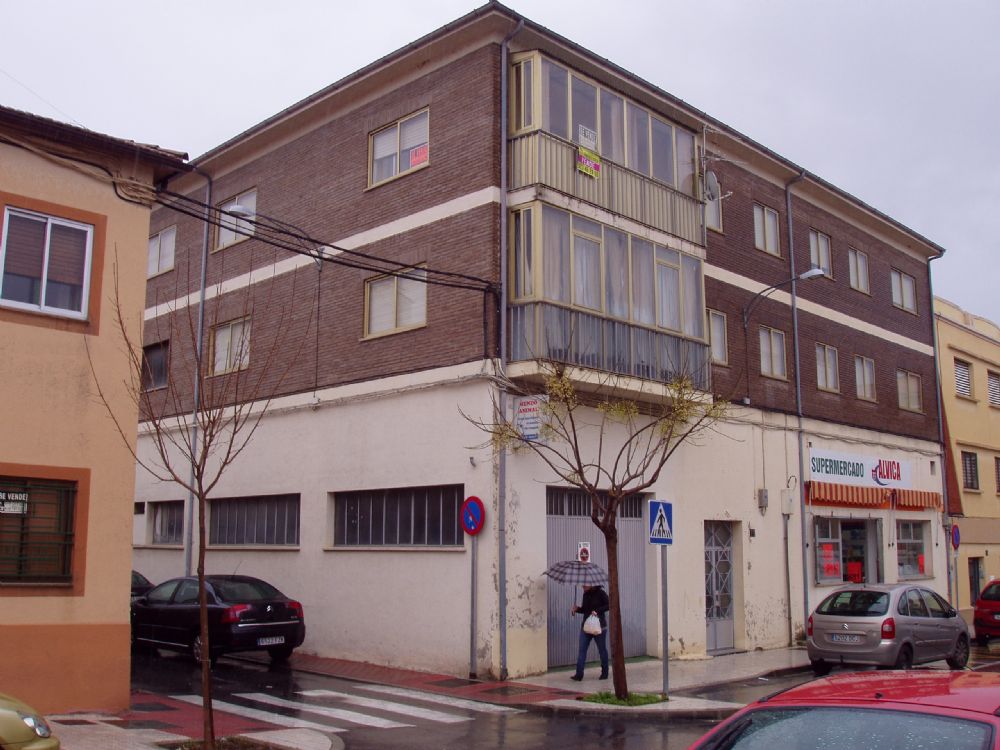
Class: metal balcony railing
509,302,711,391
508,131,704,245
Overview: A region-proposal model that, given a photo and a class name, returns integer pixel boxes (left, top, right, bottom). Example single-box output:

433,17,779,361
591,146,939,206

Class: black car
131,574,305,666
131,570,154,600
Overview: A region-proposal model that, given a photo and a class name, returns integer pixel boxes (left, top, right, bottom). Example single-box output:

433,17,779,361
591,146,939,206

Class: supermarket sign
809,448,912,489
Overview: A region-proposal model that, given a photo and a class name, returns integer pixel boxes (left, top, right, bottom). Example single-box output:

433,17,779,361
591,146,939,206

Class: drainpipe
927,252,951,601
784,169,810,642
182,166,212,577
497,17,523,682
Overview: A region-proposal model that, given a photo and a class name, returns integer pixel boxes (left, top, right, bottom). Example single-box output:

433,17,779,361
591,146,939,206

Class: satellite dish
704,170,720,202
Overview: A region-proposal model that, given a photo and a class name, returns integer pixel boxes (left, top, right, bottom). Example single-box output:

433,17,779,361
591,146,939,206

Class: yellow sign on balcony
576,146,601,179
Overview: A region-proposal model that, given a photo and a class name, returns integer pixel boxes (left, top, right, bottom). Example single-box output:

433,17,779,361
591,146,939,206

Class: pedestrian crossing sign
648,500,673,545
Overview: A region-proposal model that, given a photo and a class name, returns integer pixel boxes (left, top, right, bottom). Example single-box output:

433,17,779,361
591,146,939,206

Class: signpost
462,495,486,678
648,500,673,694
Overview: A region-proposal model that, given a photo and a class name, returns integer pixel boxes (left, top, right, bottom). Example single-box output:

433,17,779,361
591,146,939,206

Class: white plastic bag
583,614,602,635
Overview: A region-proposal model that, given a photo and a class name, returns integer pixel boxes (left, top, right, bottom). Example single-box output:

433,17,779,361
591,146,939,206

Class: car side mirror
947,607,957,618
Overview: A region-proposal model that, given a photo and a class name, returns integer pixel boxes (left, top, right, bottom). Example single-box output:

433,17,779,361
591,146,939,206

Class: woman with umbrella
545,548,610,681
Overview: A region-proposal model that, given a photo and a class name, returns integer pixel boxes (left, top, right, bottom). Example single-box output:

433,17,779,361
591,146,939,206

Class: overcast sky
3,1,998,325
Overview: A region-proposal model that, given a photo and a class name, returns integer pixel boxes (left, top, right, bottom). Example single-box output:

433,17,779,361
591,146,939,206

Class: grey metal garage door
546,488,646,667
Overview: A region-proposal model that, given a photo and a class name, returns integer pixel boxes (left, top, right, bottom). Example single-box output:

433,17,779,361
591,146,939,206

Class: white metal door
705,521,735,653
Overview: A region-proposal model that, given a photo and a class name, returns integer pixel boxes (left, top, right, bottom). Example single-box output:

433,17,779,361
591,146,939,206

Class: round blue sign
952,524,961,550
461,496,485,536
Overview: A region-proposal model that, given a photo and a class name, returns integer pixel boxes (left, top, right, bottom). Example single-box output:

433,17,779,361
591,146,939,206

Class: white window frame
706,188,723,233
150,500,184,545
848,247,869,293
814,517,843,584
897,520,929,579
896,369,922,412
364,267,428,338
369,109,429,186
891,268,917,313
709,310,728,365
216,189,257,250
809,229,832,277
147,226,176,277
955,359,973,398
753,204,780,256
816,342,839,392
0,206,94,321
759,325,787,379
855,355,876,401
211,317,251,375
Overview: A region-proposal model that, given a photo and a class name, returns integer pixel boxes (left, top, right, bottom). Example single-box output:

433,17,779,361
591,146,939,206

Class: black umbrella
543,560,609,586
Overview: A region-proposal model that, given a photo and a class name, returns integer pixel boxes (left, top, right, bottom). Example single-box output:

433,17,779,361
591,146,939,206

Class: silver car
806,583,970,675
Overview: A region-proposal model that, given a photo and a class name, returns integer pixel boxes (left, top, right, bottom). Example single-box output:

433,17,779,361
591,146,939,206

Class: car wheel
192,634,218,668
977,634,989,648
268,646,294,662
947,635,971,669
810,659,832,677
894,644,914,670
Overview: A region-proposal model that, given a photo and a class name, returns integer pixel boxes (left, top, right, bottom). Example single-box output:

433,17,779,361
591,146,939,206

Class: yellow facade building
0,107,184,713
936,297,1000,619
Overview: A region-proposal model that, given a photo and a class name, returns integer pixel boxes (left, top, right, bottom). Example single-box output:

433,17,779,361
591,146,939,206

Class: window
955,359,972,398
333,485,463,546
809,229,832,277
995,456,1000,493
147,226,175,277
814,517,842,584
891,268,916,312
370,110,429,185
759,326,786,379
709,310,728,365
705,185,722,232
536,205,705,338
896,369,922,412
511,209,534,299
510,59,533,131
0,477,75,583
988,371,1000,407
753,204,779,256
1,206,93,319
212,318,250,375
151,500,183,545
141,341,169,390
209,493,299,545
216,189,257,250
962,451,980,490
848,247,869,293
815,343,839,392
855,355,876,401
897,521,928,578
365,267,427,337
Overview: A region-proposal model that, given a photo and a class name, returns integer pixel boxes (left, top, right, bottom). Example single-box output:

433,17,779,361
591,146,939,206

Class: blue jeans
574,627,609,677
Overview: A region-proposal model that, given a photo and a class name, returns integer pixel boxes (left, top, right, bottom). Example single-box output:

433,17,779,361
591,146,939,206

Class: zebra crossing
170,683,522,736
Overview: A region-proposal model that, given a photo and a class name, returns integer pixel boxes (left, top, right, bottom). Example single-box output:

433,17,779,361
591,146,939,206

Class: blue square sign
648,500,673,545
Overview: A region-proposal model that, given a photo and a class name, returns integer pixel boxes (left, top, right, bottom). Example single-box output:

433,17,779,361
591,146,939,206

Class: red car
689,670,1000,749
975,580,1000,646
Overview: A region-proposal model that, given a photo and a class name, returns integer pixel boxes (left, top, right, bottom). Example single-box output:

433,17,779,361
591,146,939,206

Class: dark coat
577,586,610,630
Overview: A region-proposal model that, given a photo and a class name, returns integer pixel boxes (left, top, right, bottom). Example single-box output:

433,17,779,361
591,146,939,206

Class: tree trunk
197,491,216,749
602,526,629,699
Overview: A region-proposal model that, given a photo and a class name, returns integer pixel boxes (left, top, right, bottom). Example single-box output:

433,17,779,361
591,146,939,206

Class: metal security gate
705,521,735,653
546,488,646,668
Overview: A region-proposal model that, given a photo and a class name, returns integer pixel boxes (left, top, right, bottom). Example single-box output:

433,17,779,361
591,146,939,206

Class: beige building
936,297,1000,620
0,107,184,713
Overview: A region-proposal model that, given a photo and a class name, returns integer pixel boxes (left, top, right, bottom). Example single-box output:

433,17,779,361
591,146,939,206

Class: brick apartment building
132,2,948,679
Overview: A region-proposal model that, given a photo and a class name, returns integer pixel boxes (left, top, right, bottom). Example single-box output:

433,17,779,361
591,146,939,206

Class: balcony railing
509,131,704,245
509,302,711,391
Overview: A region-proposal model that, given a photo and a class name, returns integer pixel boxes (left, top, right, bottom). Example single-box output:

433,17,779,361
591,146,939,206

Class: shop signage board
809,447,913,489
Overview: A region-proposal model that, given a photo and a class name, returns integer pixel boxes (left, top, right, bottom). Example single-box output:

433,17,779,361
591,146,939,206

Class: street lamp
741,267,824,331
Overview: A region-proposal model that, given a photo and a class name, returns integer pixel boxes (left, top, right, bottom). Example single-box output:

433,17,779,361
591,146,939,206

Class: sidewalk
48,646,812,749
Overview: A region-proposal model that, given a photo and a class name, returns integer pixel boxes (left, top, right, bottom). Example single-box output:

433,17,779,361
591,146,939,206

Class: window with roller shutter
955,359,972,397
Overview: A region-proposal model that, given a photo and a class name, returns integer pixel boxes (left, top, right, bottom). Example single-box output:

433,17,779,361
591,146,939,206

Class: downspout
497,17,524,682
785,169,809,642
928,252,951,601
183,166,212,576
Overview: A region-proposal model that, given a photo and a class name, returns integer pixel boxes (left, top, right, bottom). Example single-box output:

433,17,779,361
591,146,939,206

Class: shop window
333,485,463,546
897,520,928,578
815,517,842,584
0,477,75,583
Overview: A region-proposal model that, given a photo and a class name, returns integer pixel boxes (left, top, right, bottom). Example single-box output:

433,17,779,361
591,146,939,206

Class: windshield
816,589,889,616
701,707,992,750
209,578,283,602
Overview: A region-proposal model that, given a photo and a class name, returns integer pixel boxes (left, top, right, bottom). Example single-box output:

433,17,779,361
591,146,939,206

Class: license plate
830,633,861,643
993,614,1000,621
257,636,285,646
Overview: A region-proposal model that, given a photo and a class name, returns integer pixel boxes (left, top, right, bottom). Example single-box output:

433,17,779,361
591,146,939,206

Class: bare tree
89,252,312,748
468,359,728,700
